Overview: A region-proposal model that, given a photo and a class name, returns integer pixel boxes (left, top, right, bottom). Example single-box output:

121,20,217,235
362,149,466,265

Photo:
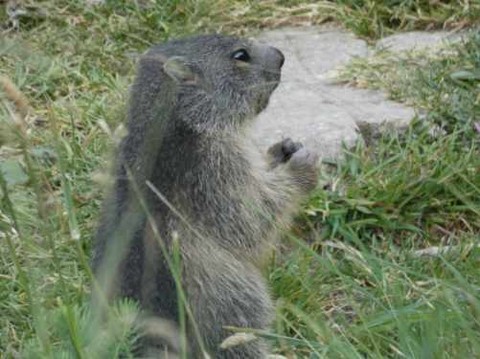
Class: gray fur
92,34,318,358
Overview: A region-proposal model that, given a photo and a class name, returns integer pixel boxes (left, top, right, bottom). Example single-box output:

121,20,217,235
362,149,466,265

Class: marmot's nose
271,47,285,69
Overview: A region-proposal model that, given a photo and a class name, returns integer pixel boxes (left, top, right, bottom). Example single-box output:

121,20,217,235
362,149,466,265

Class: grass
269,30,480,357
0,0,479,357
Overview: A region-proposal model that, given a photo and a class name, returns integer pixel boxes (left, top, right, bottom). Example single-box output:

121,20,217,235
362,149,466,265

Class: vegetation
0,0,479,357
272,32,480,357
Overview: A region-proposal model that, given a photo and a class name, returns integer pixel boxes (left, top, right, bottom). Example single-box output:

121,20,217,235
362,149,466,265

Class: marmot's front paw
287,147,319,192
267,138,303,168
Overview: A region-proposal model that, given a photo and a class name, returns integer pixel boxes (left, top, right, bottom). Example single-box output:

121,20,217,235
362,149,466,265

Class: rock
376,30,464,53
250,25,417,160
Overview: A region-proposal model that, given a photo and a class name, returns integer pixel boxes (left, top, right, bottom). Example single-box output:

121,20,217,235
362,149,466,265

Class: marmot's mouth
255,93,272,114
250,78,280,114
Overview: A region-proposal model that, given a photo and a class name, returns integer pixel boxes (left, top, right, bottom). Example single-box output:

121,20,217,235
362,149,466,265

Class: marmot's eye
232,49,251,62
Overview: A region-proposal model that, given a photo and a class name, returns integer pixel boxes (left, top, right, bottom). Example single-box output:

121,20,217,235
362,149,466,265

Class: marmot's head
143,34,284,133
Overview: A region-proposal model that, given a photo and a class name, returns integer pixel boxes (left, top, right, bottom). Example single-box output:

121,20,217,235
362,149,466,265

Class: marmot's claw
280,138,303,162
267,138,303,166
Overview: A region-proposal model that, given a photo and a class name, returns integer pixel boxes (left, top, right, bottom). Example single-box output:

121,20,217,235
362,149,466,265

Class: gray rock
376,30,464,53
250,26,416,160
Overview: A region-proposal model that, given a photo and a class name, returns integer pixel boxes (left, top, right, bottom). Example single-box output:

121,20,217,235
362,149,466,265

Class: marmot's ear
163,56,196,84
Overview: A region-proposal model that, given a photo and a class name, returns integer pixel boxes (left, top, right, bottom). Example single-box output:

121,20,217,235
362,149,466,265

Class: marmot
92,34,318,358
